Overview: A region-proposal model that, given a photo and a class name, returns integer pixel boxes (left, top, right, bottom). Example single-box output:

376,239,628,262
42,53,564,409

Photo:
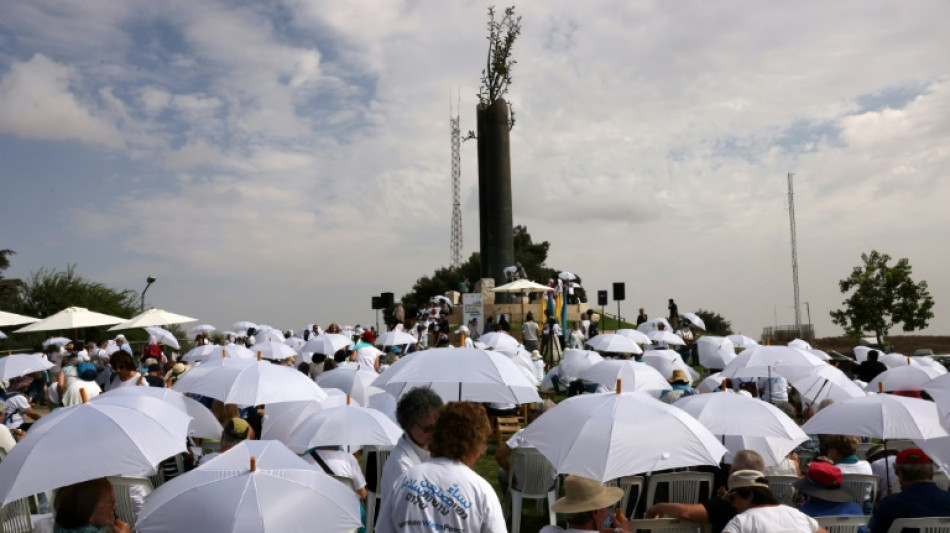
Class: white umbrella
576,360,671,397
145,326,180,350
864,365,942,393
172,357,328,405
636,318,672,334
720,345,825,378
136,440,362,533
94,386,223,439
586,333,643,355
181,344,255,363
880,352,923,369
286,405,403,453
374,330,417,348
853,346,877,363
492,280,554,293
372,347,541,404
923,373,950,425
188,324,216,335
232,320,257,331
0,395,191,504
519,391,727,482
616,329,652,345
300,334,353,355
673,393,808,466
641,349,699,381
108,308,197,330
0,330,5,340
805,348,832,361
430,295,452,305
477,331,521,350
0,353,54,382
368,392,398,423
774,365,866,406
0,310,39,328
801,394,950,441
696,336,737,370
260,396,349,443
42,336,71,348
558,349,605,381
697,373,727,393
558,272,577,281
317,367,385,406
914,356,948,375
681,312,706,330
788,338,812,350
725,334,758,349
647,329,687,347
14,306,127,333
250,340,298,361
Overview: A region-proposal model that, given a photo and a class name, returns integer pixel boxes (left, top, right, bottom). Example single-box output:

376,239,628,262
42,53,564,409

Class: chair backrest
841,473,878,505
509,447,556,496
932,470,950,492
0,497,33,533
765,475,799,506
107,476,154,528
816,515,869,533
615,475,646,518
626,518,705,532
361,447,391,494
644,472,715,508
887,516,950,533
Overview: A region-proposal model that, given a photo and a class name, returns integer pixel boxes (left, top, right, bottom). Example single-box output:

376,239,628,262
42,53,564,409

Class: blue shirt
869,481,950,533
800,499,866,533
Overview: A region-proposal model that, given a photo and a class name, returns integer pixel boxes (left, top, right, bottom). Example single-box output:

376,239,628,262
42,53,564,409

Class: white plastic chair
765,475,799,506
506,447,556,533
816,515,869,533
644,472,715,509
841,473,878,509
614,475,646,518
107,476,154,528
626,518,705,532
933,470,950,491
0,497,33,533
361,448,391,533
887,516,950,533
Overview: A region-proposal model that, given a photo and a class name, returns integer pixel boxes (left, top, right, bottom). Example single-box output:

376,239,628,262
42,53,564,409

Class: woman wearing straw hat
722,470,829,533
540,475,627,532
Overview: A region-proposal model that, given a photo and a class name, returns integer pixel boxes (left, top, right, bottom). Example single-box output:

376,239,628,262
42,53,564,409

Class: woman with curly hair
376,401,505,533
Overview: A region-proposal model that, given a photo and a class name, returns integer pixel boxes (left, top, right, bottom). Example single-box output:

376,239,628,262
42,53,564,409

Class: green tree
830,250,935,344
397,225,569,320
10,265,142,348
0,249,23,308
694,309,734,337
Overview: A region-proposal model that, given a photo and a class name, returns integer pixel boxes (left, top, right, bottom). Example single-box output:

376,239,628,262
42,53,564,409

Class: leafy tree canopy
830,250,935,344
8,265,143,348
397,225,576,319
694,309,734,337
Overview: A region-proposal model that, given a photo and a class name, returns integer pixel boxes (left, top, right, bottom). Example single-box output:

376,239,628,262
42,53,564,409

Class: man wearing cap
868,448,950,533
722,470,828,533
796,462,866,532
540,475,627,532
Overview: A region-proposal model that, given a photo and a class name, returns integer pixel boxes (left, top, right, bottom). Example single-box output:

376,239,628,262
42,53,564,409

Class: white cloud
0,54,124,147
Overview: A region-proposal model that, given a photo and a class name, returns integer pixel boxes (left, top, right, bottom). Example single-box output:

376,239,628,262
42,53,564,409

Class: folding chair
496,416,522,448
615,475,646,519
765,475,799,506
887,516,950,533
107,476,154,528
644,472,715,509
506,448,556,533
816,515,869,533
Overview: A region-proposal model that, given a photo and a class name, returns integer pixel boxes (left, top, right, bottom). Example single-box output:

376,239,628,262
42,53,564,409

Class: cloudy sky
2,0,948,339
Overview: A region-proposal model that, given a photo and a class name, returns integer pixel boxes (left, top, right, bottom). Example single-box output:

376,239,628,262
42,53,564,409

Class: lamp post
141,276,156,312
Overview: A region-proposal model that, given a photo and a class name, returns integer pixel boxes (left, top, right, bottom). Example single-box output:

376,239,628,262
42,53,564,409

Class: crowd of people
1,303,949,533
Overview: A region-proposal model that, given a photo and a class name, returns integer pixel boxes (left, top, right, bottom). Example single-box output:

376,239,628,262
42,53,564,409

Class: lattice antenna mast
787,172,802,331
449,94,463,268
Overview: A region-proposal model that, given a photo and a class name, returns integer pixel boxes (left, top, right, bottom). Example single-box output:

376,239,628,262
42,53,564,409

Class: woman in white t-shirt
376,401,506,533
105,351,147,391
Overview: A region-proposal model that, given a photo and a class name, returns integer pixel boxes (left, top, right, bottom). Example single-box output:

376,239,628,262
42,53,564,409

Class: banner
462,293,484,338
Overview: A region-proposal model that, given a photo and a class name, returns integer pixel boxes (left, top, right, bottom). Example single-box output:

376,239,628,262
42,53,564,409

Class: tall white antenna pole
450,92,463,268
787,172,802,333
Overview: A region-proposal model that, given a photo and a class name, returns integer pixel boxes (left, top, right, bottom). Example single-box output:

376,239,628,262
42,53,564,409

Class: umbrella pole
884,440,892,495
458,382,462,402
768,367,773,404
